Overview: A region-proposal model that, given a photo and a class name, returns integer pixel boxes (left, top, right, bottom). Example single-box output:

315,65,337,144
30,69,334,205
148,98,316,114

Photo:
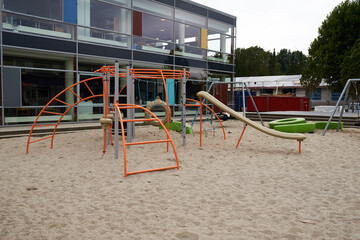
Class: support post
244,82,264,126
181,68,187,146
199,97,203,147
114,60,119,159
322,79,351,136
126,65,135,143
337,85,350,131
242,82,246,127
242,82,246,118
106,73,111,146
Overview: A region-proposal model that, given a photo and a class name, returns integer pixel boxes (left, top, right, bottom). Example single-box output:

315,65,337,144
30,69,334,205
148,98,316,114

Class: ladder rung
116,106,144,110
127,165,178,176
34,124,57,127
125,139,171,146
54,98,72,107
122,118,158,123
29,135,52,144
43,111,63,115
185,104,201,107
69,88,83,101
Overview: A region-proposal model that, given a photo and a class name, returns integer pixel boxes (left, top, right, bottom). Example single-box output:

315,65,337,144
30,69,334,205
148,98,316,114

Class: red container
213,84,228,113
247,96,309,112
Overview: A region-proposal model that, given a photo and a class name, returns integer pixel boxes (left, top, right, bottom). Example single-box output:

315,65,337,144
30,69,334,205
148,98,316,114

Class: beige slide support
197,91,306,141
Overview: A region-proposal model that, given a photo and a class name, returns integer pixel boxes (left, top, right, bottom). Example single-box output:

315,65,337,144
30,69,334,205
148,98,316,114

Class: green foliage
301,0,360,94
235,47,306,77
235,46,271,76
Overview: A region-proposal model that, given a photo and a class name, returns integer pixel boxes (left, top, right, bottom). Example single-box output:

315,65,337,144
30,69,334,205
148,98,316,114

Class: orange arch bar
26,76,103,153
115,103,180,177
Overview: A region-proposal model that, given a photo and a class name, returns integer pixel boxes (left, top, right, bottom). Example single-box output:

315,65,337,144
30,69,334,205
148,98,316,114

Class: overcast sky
192,0,344,55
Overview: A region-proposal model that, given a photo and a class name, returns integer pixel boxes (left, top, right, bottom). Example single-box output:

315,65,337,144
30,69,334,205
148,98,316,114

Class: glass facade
0,0,236,126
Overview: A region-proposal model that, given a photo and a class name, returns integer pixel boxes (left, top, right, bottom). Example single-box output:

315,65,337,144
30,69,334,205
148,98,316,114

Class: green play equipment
274,122,315,133
315,121,343,130
159,121,192,134
269,118,306,129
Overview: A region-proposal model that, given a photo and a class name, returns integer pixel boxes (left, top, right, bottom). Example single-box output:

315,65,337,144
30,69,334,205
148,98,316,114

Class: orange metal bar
125,139,171,146
83,81,95,96
53,98,72,106
298,141,302,154
160,70,170,153
123,118,159,123
50,94,103,149
29,135,52,144
186,98,226,140
103,129,106,153
115,105,128,177
27,76,102,153
127,166,179,176
114,103,179,178
117,106,146,110
199,97,203,147
185,104,201,107
69,88,83,101
236,125,247,149
43,110,63,116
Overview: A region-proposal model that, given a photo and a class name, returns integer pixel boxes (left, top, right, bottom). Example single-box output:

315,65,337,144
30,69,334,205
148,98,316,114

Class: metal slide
197,91,306,141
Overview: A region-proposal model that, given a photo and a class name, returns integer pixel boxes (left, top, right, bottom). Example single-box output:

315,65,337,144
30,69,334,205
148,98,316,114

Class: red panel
247,96,310,112
213,84,228,113
133,11,142,36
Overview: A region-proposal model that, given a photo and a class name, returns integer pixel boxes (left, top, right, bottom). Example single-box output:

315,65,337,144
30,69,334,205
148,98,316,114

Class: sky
192,0,344,55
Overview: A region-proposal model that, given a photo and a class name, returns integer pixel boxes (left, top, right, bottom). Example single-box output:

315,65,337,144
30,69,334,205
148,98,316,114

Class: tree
268,49,281,75
301,0,360,94
235,46,271,77
287,51,307,75
277,49,291,74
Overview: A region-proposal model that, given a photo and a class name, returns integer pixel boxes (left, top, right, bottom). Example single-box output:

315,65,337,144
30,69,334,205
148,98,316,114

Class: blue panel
166,79,175,105
233,91,256,111
64,0,77,24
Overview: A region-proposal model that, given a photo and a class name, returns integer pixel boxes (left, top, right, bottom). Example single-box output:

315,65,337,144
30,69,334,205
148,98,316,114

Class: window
208,30,233,53
261,89,273,95
208,19,232,35
331,91,345,101
102,0,130,7
133,36,173,55
142,14,173,42
175,9,206,28
207,19,234,55
175,23,201,48
133,0,172,18
3,0,62,20
77,0,131,47
4,55,65,70
311,88,321,100
78,0,131,34
21,69,68,106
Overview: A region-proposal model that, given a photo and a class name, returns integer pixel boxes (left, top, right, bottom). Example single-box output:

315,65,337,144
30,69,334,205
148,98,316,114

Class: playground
1,121,360,239
1,64,360,238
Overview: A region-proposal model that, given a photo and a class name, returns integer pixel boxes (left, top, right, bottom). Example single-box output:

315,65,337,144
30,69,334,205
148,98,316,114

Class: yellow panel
201,28,208,49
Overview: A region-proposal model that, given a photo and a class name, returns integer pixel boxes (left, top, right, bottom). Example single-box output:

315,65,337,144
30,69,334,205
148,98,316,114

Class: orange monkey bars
185,98,226,147
26,76,103,153
114,103,179,178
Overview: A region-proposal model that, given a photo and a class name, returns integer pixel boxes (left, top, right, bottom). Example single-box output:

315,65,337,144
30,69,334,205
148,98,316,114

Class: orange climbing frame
114,103,179,177
97,67,190,153
185,98,226,147
26,76,103,153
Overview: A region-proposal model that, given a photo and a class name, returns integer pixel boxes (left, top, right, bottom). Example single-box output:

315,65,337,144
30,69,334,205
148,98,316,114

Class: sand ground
1,120,360,239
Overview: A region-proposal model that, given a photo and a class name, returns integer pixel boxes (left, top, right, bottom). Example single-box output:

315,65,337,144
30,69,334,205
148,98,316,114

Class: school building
0,0,236,126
